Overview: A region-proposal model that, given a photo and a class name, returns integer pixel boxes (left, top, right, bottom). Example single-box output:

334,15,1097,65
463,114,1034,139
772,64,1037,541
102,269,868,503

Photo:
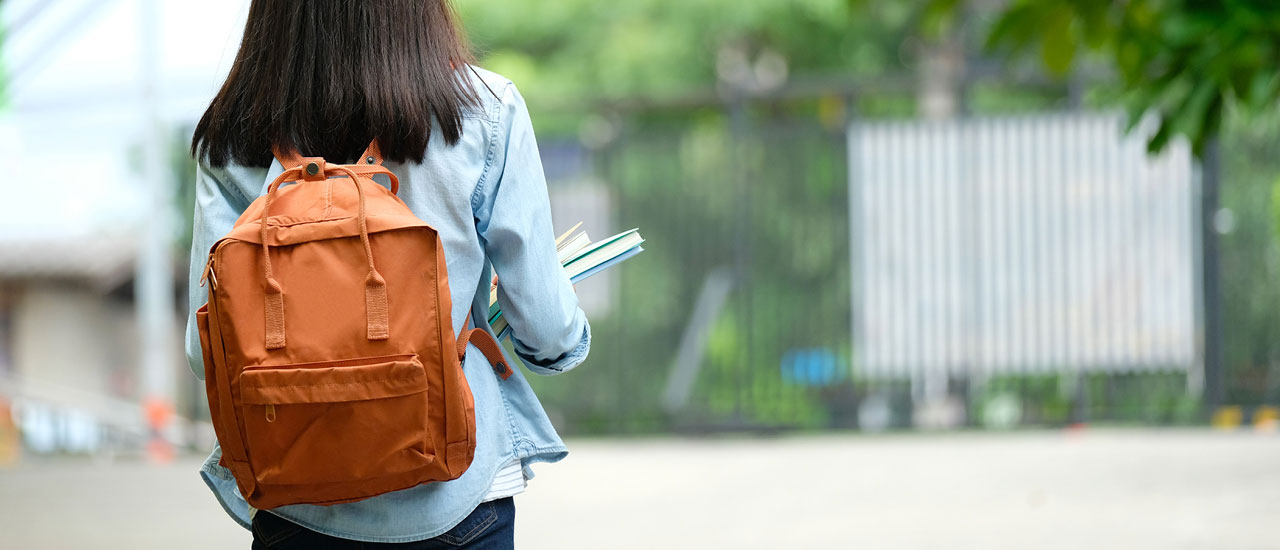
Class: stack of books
488,222,645,340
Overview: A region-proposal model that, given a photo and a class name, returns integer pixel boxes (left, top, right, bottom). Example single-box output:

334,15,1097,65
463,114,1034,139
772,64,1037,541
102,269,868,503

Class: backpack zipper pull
265,404,276,423
199,256,218,289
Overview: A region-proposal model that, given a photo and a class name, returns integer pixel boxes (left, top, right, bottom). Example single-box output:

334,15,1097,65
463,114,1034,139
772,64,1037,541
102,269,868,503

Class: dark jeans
251,498,515,550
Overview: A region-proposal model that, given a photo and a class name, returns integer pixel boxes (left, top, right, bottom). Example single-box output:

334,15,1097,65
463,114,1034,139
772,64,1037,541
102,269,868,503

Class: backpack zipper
265,404,277,423
199,255,218,289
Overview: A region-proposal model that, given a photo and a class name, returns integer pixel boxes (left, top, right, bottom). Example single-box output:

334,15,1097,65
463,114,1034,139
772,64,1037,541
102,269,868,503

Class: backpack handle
272,142,400,194
256,162,391,349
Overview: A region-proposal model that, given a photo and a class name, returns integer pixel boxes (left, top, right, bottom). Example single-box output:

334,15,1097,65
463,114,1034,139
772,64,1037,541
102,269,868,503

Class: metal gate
849,114,1198,378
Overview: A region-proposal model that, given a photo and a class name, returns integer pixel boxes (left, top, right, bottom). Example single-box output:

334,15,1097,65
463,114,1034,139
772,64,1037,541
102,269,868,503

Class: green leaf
1246,72,1280,110
1146,120,1173,154
1122,95,1153,134
1172,78,1219,145
1040,5,1078,75
1269,176,1280,244
984,5,1036,53
920,0,961,39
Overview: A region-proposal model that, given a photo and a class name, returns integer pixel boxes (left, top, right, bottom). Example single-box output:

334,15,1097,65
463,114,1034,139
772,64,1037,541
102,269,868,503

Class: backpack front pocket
237,354,432,486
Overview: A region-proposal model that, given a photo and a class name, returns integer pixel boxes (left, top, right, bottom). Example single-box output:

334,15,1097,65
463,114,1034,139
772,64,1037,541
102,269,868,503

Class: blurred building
0,0,249,453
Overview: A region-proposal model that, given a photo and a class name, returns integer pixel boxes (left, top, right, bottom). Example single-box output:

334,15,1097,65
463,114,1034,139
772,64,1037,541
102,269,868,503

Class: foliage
979,0,1280,157
458,0,917,134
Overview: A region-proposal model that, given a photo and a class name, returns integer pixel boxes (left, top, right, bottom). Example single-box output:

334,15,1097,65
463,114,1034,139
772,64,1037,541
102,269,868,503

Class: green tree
459,0,918,133
977,0,1280,157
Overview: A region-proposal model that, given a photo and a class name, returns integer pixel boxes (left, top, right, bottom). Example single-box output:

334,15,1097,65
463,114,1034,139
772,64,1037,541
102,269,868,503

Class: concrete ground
0,429,1276,549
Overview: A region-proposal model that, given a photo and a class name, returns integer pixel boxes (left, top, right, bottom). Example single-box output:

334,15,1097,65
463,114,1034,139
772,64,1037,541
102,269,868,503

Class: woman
184,1,591,548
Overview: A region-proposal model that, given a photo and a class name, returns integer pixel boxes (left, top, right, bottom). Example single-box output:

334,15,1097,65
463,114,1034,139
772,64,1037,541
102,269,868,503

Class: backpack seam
242,379,415,390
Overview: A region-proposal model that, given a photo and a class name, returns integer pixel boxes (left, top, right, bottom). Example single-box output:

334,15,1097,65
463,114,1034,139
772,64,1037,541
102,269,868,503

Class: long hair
192,0,480,167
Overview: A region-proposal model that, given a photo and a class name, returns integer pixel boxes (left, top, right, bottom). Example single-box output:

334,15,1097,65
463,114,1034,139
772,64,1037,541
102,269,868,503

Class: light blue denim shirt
183,67,590,543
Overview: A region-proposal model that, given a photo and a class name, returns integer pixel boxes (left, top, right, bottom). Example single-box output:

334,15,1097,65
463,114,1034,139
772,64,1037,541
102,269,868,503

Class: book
563,228,643,280
558,230,592,264
487,224,645,340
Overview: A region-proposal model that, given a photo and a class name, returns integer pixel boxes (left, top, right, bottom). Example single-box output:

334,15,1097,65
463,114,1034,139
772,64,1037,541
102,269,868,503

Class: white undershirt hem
480,458,527,502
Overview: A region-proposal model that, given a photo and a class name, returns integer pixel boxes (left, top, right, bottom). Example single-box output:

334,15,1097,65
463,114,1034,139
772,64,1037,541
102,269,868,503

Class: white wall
12,285,133,395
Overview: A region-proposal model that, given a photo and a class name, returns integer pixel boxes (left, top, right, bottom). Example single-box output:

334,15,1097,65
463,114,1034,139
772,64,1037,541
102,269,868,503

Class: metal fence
530,109,1213,433
850,114,1198,377
535,121,853,433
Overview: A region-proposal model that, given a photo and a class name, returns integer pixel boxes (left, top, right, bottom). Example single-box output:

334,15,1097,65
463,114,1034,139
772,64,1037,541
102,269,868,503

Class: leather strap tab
456,326,512,380
365,271,389,341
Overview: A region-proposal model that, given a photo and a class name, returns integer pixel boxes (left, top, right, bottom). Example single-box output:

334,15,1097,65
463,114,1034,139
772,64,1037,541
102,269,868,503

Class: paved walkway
1,430,1276,549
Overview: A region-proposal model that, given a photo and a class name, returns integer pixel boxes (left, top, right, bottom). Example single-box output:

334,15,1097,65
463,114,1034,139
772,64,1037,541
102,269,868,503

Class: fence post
846,94,862,386
1200,138,1224,418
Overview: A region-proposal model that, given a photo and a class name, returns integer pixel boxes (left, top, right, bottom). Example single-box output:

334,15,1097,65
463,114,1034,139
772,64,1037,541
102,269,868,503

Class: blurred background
0,1,1278,548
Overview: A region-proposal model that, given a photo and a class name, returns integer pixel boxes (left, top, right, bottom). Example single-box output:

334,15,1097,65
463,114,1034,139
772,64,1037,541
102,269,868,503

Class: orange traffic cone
144,396,175,464
0,397,19,466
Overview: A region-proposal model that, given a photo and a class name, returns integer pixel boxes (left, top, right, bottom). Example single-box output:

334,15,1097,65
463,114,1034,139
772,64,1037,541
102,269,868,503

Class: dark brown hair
192,0,481,167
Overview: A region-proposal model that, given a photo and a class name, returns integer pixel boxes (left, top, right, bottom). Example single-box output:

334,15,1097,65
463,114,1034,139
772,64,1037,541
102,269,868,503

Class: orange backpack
195,142,512,509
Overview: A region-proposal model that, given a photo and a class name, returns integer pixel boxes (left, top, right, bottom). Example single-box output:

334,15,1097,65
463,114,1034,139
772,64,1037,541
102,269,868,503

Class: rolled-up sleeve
472,82,591,376
183,161,249,381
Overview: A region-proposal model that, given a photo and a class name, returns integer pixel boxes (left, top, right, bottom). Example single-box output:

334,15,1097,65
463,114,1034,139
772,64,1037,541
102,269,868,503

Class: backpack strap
272,145,301,168
456,313,512,380
359,141,383,166
271,143,399,194
273,142,384,167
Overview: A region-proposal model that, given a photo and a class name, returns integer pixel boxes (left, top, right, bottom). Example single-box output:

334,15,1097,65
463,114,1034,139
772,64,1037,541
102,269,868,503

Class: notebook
487,223,645,340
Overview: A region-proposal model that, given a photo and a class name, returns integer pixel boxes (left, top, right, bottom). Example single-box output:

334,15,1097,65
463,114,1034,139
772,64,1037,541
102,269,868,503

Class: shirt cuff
512,316,591,376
